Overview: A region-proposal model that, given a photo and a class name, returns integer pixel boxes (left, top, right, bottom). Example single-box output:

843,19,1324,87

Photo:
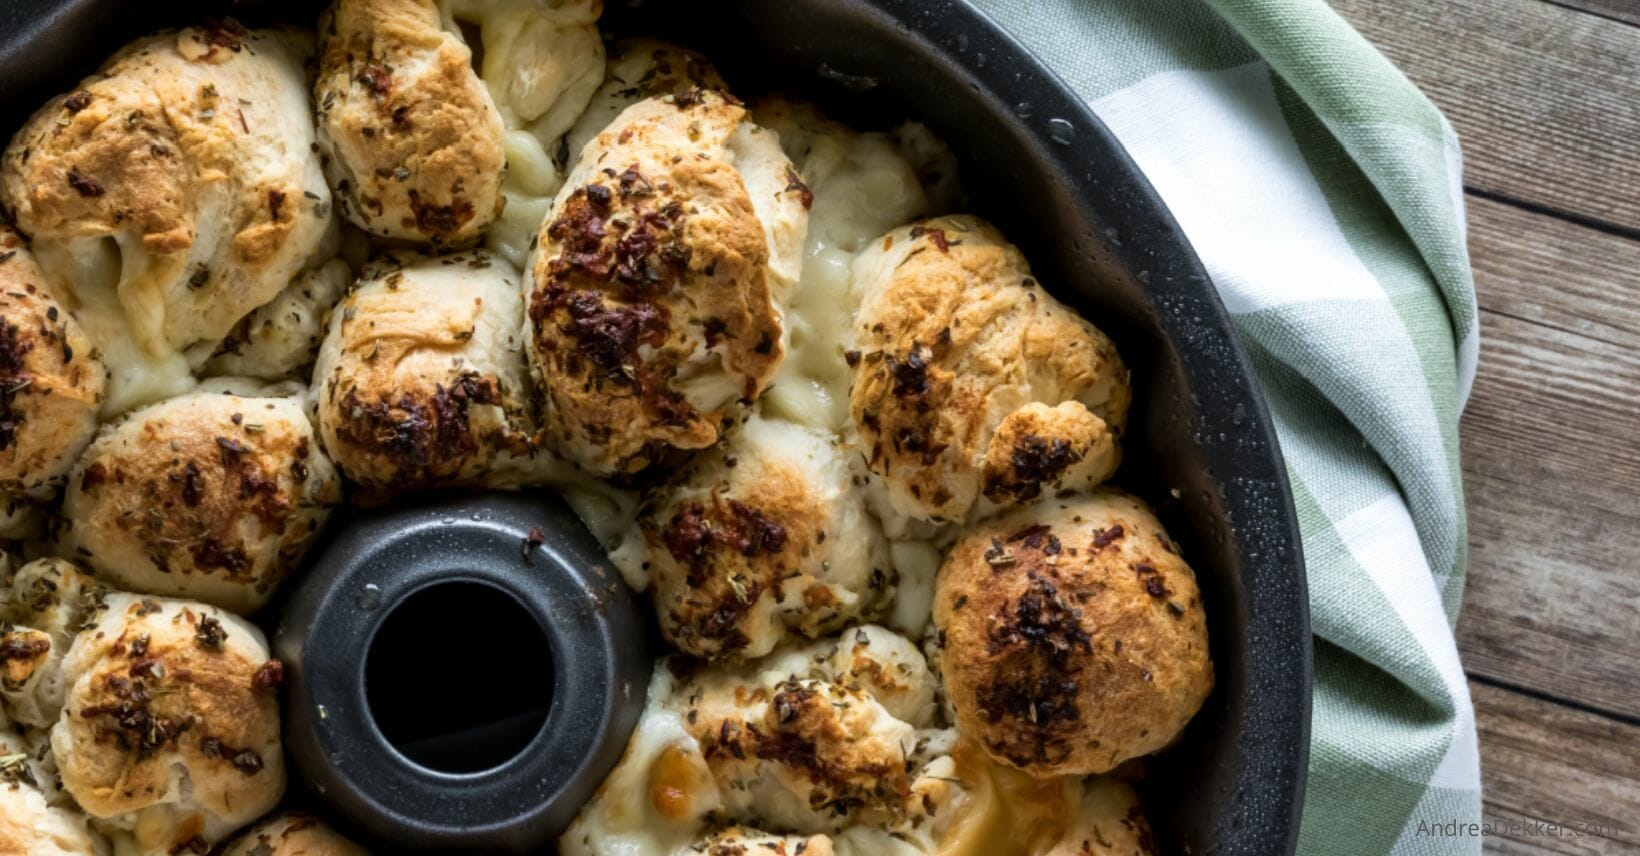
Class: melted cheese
559,668,721,856
440,0,604,139
486,129,565,269
749,110,959,643
490,192,556,271
887,539,942,637
937,742,1082,856
762,129,933,433
31,239,195,418
443,0,604,270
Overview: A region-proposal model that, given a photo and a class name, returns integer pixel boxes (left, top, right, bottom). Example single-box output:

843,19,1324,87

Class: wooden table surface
1330,1,1640,853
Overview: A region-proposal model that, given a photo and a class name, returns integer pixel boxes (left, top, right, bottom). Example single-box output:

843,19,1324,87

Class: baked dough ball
562,628,943,853
0,559,108,727
0,719,105,856
203,259,351,381
848,216,1130,525
221,812,369,856
933,491,1211,776
0,229,105,513
312,251,535,489
58,389,342,614
753,623,937,728
639,415,891,659
528,91,808,475
564,39,728,161
316,0,506,245
675,629,930,833
52,593,284,853
0,23,335,356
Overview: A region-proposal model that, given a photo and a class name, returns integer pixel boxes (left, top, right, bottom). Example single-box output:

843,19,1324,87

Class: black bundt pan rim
270,491,655,852
0,0,1313,853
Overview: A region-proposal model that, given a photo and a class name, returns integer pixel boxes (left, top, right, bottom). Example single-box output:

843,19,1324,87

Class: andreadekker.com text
1415,818,1615,839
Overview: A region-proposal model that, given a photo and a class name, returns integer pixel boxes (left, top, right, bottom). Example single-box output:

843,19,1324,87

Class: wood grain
1455,196,1640,720
1471,680,1640,854
1542,0,1640,27
1333,0,1640,232
1463,197,1640,347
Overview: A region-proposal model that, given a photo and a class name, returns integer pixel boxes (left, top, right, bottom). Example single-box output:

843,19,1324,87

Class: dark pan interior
0,0,1312,853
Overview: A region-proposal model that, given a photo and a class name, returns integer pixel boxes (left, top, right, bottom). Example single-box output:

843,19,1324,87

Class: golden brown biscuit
312,251,535,489
639,415,891,660
485,33,717,272
980,401,1117,504
672,628,932,834
58,389,342,614
527,91,808,475
316,0,506,245
751,623,937,727
847,216,1130,525
0,229,105,517
933,490,1211,776
52,593,284,853
220,812,370,856
680,675,913,834
0,24,335,357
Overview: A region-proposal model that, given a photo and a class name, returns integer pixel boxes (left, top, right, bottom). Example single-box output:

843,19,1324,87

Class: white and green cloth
969,1,1480,853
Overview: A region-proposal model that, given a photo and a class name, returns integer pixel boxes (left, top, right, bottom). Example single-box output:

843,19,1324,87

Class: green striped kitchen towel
967,1,1481,853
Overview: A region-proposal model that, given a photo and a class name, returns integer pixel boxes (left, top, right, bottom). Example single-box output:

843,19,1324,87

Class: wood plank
1455,196,1640,720
1333,0,1640,231
1470,681,1640,854
1466,196,1640,345
1541,0,1640,28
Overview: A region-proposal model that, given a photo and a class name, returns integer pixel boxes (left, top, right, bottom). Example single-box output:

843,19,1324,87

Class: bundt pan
0,0,1313,853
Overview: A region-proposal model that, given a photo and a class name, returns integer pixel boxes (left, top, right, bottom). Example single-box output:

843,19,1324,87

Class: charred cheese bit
647,744,713,822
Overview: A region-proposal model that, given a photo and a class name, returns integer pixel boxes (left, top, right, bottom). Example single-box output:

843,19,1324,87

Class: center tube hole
364,581,553,774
